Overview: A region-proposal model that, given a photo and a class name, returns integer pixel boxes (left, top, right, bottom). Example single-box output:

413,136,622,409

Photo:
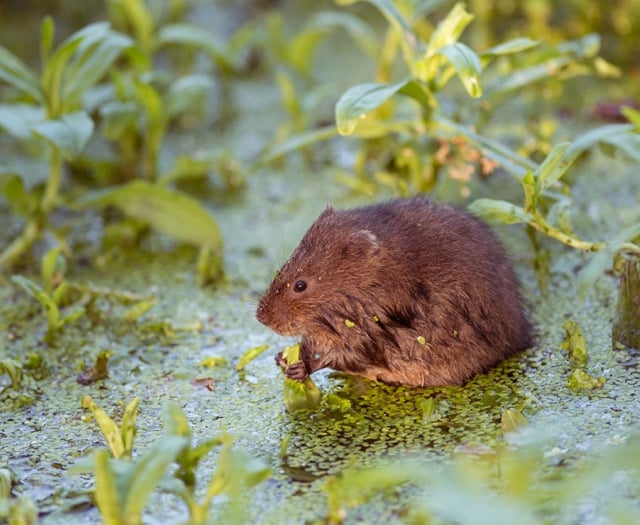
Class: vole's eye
293,280,307,293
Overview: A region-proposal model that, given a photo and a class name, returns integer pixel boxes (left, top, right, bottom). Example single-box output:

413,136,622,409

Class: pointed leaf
93,449,122,525
0,104,46,143
533,142,573,190
566,123,634,159
335,80,431,135
62,30,133,109
11,275,60,330
164,74,213,120
121,436,188,519
482,37,539,57
601,132,640,162
82,396,126,459
76,181,223,253
121,397,140,458
33,111,94,160
0,46,41,101
427,3,474,54
468,198,533,225
436,42,482,97
0,172,34,217
162,402,192,439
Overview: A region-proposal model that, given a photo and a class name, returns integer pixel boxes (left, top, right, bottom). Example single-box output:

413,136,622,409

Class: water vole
256,197,533,387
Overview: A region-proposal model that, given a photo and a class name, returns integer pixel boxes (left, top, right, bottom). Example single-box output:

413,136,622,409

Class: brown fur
256,197,533,387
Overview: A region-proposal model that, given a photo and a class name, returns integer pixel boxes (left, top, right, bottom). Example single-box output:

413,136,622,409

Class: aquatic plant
78,399,271,525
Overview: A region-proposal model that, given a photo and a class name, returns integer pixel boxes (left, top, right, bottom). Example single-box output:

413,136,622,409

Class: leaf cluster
77,399,271,525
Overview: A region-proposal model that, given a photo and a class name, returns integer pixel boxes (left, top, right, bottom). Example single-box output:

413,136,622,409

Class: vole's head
256,205,381,336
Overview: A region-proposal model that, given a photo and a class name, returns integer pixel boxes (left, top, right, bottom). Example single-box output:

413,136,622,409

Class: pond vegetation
1,0,639,523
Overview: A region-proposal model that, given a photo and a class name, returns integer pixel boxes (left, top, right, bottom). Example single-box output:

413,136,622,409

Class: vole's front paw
285,361,309,381
275,351,287,369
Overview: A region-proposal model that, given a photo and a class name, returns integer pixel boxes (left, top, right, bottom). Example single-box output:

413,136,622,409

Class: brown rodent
256,197,533,387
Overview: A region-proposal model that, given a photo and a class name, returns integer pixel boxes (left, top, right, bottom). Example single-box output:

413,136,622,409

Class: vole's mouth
255,307,298,336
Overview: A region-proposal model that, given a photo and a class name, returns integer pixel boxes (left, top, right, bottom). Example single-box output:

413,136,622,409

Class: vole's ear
346,229,380,259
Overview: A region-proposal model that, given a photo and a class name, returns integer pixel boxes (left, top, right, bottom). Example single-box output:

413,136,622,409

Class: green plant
11,246,85,343
264,1,616,195
469,132,640,293
77,399,271,525
324,428,640,524
83,396,140,460
0,467,37,525
0,18,132,269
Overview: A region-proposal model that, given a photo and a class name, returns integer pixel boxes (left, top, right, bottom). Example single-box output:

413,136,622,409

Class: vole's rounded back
256,197,532,387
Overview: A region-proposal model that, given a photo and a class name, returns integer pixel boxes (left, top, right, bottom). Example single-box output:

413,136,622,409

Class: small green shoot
82,396,140,460
561,320,589,366
0,359,23,390
10,246,85,343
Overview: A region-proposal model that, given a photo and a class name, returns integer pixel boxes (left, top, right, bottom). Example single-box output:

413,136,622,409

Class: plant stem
0,218,42,269
42,147,62,213
530,212,605,252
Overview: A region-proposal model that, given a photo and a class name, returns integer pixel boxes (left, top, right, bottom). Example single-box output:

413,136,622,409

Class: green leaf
76,181,223,253
0,172,34,217
426,2,474,54
32,111,95,161
93,449,122,525
621,106,640,130
43,24,108,115
482,37,539,56
0,358,23,389
522,171,537,213
162,402,192,439
468,199,533,225
11,275,60,332
164,74,213,120
113,0,155,53
533,142,573,191
435,42,482,97
501,408,528,434
601,132,640,162
157,23,221,51
335,80,431,135
121,436,188,519
558,33,600,59
40,17,54,67
561,320,588,366
566,123,635,159
336,0,424,74
0,104,46,143
82,396,126,459
99,101,138,140
567,368,605,391
262,126,338,162
236,344,269,371
62,29,133,110
121,397,140,458
41,246,64,295
0,45,41,102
